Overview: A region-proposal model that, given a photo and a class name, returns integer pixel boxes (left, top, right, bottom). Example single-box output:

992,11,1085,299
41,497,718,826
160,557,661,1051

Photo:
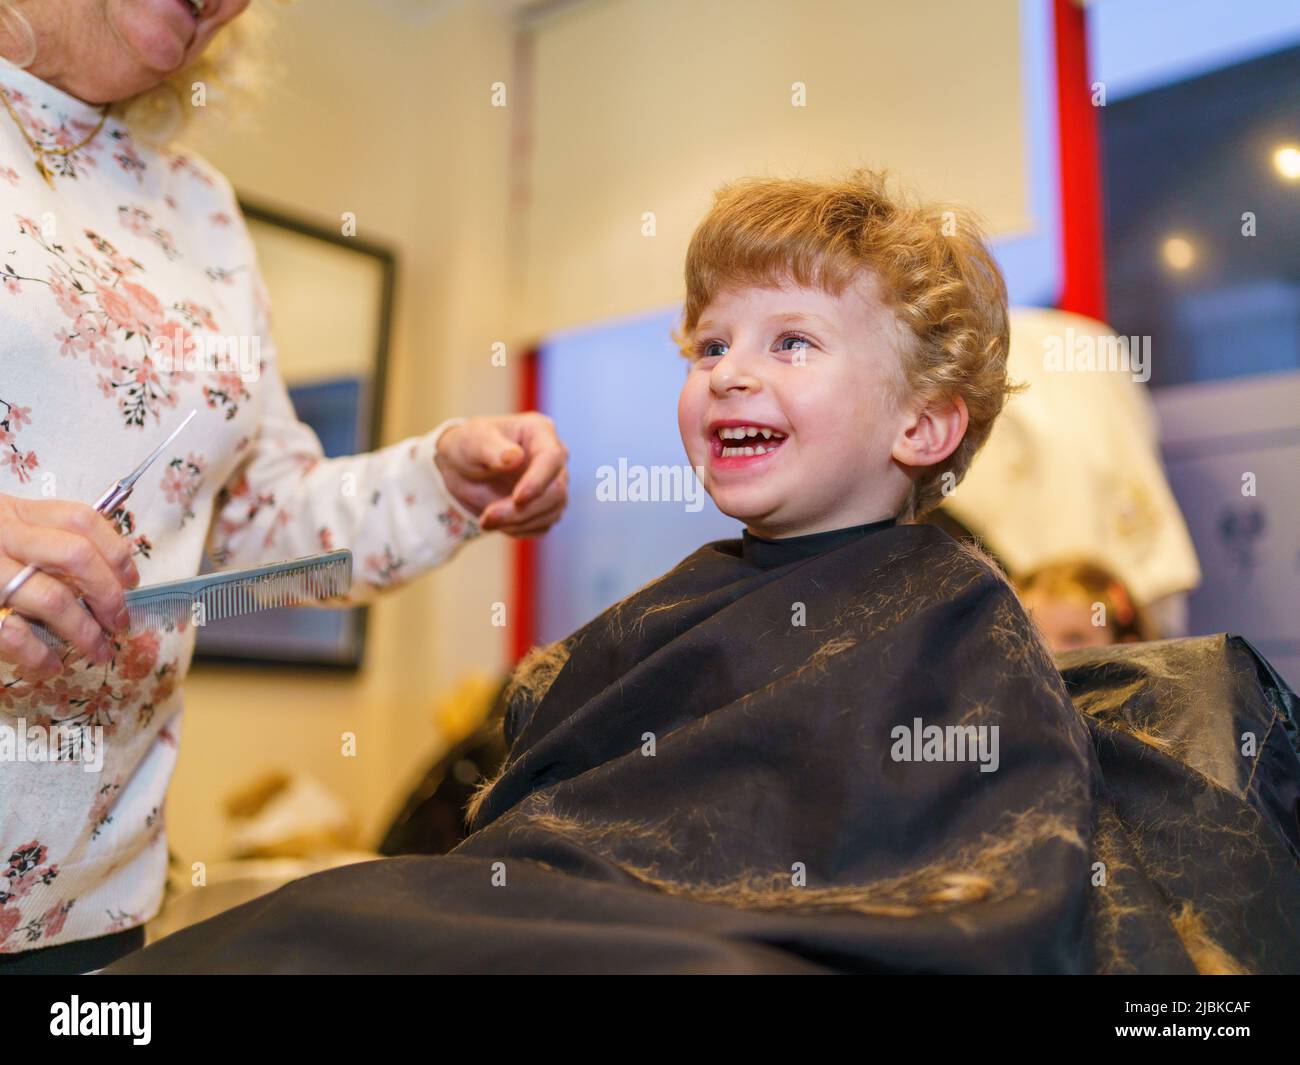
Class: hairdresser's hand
0,494,141,680
435,413,569,538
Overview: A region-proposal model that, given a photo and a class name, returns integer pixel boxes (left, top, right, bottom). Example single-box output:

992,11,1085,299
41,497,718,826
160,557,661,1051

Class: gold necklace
0,85,110,189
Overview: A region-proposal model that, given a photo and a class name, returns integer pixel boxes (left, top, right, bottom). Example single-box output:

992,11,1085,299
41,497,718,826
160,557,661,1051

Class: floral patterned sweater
0,64,480,955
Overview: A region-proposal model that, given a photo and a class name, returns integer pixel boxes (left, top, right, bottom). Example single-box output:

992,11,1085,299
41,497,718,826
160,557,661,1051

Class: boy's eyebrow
694,311,840,336
769,311,838,334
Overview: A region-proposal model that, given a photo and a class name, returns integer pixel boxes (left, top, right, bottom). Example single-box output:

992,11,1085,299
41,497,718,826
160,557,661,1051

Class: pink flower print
439,507,471,539
151,668,176,707
118,208,147,238
7,405,30,431
4,872,38,903
210,211,231,227
161,453,204,526
117,630,160,681
158,319,192,369
261,507,291,549
134,359,162,390
33,678,87,715
98,285,140,335
117,206,178,260
1,841,58,906
88,780,121,839
204,371,247,420
15,215,39,238
78,684,118,727
365,545,405,584
0,907,20,948
50,277,85,319
40,901,72,938
177,300,218,331
82,323,115,367
3,449,38,483
113,140,146,179
0,674,44,710
121,281,164,334
3,277,18,296
0,166,17,186
107,249,136,275
169,154,215,186
55,328,79,358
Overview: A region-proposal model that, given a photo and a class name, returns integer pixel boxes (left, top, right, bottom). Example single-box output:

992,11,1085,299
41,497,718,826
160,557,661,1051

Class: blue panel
535,310,741,643
1089,0,1300,101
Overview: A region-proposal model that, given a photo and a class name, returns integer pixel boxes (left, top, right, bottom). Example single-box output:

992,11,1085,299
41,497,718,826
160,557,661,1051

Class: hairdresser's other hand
0,494,141,681
434,413,569,537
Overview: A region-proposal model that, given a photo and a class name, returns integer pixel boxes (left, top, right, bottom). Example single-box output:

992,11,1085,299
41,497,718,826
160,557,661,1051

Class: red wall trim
1053,0,1106,321
510,348,540,664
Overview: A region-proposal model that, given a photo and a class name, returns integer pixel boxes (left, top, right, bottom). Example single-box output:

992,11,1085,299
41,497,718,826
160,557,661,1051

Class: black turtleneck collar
741,516,898,570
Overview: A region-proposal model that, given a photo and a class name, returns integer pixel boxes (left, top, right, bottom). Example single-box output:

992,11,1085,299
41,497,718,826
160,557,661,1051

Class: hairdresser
0,0,568,973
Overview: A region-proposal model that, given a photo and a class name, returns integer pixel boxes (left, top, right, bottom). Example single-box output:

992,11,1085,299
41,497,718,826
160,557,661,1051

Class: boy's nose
708,351,762,396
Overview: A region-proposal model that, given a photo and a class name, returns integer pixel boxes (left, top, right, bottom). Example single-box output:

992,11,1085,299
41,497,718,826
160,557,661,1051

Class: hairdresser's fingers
498,517,561,539
9,497,139,587
505,414,568,507
0,565,111,666
0,608,64,681
439,419,525,480
0,523,131,638
482,469,568,531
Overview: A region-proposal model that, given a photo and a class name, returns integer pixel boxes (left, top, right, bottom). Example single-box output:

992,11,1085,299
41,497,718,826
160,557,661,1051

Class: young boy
112,171,1300,975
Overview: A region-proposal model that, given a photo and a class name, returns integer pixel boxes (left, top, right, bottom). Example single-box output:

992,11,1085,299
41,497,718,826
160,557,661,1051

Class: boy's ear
891,392,969,470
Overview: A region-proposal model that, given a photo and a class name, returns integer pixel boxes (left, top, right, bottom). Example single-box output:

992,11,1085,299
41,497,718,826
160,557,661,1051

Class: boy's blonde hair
679,168,1015,522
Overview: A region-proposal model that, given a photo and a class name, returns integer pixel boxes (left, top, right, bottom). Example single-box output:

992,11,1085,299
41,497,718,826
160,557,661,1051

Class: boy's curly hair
678,168,1016,522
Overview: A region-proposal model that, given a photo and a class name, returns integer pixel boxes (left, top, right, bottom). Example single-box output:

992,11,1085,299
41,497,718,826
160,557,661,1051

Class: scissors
0,409,198,608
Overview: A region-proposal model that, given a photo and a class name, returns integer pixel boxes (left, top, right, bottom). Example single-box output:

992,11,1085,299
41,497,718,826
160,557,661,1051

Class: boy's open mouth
709,422,788,460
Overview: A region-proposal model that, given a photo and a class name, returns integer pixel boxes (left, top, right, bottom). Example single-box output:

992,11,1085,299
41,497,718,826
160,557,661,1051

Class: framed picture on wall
192,199,396,669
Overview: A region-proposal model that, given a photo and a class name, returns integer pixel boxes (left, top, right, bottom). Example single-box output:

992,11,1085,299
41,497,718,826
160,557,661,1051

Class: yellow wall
165,0,1029,864
521,0,1028,337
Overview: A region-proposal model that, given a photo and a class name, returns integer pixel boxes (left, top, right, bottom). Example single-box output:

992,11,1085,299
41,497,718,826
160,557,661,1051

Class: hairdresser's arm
204,283,565,604
203,366,468,605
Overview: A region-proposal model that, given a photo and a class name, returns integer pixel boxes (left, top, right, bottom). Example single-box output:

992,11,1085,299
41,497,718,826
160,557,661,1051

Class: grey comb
30,549,353,651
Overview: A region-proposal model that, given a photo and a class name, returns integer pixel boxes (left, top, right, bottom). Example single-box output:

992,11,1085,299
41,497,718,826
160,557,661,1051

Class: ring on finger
0,564,38,608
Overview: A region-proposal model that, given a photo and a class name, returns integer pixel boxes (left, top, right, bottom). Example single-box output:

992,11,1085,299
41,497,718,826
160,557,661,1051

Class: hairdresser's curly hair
1,0,282,145
119,1,278,145
678,168,1016,523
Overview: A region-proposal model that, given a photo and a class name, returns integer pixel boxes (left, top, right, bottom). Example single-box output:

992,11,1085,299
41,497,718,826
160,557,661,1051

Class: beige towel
946,308,1201,608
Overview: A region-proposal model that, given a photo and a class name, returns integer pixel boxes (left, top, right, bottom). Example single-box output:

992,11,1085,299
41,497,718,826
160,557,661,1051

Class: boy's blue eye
700,341,727,359
777,334,811,351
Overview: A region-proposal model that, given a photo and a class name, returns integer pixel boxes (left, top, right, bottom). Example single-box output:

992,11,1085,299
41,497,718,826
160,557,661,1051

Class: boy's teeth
716,425,787,440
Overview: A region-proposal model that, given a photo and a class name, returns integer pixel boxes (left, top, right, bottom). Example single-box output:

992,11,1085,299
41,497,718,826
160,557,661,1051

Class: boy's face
678,277,916,538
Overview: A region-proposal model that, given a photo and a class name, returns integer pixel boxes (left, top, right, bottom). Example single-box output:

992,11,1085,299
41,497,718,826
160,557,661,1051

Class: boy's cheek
677,384,706,455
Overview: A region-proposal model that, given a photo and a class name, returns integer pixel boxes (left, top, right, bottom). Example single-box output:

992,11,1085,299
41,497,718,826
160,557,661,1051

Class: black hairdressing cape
110,520,1300,974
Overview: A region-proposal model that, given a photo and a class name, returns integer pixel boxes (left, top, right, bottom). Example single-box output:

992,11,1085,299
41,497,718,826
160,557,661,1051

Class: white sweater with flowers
0,63,479,954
